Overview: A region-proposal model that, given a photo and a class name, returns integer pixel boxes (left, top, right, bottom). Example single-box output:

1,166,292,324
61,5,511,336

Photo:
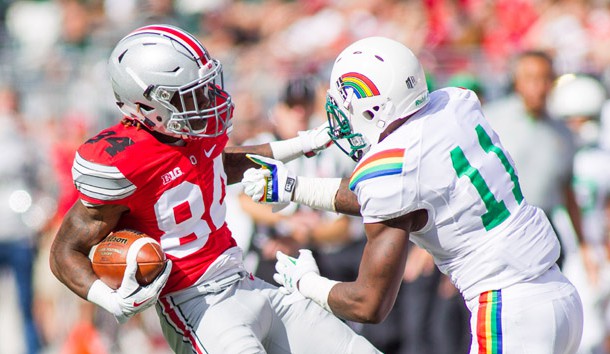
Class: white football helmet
326,37,429,161
108,24,233,139
548,74,607,119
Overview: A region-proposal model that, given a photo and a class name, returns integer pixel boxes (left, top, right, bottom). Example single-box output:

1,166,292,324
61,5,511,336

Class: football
91,229,166,290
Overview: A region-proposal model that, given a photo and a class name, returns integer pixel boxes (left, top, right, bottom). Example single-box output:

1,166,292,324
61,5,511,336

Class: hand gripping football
91,230,166,290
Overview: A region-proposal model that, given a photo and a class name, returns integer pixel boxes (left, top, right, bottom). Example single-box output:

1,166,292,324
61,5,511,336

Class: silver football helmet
108,24,233,139
326,37,429,161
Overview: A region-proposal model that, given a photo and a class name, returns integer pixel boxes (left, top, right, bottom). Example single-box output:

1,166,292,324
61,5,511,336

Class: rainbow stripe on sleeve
476,290,503,354
349,148,405,191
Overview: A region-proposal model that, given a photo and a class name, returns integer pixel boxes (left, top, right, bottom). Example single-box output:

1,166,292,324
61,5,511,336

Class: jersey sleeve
351,148,423,223
72,152,136,205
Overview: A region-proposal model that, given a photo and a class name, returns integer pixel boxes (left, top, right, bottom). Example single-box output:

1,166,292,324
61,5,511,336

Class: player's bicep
56,201,128,253
360,221,410,292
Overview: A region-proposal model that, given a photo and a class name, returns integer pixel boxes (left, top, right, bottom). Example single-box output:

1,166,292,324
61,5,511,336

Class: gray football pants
156,274,381,354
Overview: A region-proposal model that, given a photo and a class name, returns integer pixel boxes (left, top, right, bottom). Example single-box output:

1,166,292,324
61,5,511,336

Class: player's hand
114,258,172,323
273,249,320,294
243,154,296,212
298,121,332,157
88,259,172,324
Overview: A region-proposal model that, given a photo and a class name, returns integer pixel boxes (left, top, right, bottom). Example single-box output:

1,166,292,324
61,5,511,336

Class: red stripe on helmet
130,25,209,67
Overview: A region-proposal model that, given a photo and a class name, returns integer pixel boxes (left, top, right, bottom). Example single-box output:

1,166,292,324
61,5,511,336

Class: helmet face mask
109,25,233,139
326,93,369,162
160,67,232,138
325,37,429,161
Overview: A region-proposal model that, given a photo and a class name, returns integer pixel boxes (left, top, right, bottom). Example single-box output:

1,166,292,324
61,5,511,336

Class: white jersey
349,87,560,301
573,147,610,246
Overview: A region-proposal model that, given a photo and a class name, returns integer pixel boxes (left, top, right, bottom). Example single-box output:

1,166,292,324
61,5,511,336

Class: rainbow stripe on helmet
339,72,380,98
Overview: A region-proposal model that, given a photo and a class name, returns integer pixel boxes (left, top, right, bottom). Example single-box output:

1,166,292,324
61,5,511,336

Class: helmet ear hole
363,106,381,121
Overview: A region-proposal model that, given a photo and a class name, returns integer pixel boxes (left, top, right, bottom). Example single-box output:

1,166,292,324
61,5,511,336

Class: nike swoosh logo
204,145,216,158
133,297,154,307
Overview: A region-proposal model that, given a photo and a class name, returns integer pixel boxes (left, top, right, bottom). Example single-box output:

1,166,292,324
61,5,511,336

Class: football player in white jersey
548,73,610,353
49,25,381,354
242,37,584,353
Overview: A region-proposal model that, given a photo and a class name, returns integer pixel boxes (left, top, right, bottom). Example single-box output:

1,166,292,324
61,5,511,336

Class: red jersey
72,122,236,295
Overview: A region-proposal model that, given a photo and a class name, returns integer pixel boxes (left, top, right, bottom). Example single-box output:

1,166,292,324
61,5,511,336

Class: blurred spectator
483,50,593,273
0,86,42,354
523,0,610,75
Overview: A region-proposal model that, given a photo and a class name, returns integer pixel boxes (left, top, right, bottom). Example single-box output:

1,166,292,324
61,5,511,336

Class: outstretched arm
223,122,332,185
276,211,426,323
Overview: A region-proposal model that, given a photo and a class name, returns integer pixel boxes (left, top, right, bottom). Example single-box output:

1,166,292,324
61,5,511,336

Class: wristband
87,279,121,315
298,272,339,313
269,138,303,163
293,177,341,212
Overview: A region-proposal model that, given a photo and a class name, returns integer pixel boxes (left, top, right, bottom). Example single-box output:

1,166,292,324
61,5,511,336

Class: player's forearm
298,276,392,324
328,282,394,323
224,144,273,184
50,201,124,300
50,227,100,300
290,177,361,216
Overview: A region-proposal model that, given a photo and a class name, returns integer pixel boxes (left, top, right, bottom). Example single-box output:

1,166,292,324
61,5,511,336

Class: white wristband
87,279,120,316
298,272,339,313
293,177,341,212
269,137,303,163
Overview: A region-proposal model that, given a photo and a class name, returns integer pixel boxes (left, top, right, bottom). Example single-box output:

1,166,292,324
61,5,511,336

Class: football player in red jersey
49,25,380,354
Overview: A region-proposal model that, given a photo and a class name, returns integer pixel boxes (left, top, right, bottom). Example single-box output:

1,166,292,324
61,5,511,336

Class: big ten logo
162,167,184,185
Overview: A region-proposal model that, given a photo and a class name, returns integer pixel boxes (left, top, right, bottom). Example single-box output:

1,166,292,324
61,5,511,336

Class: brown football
91,229,166,290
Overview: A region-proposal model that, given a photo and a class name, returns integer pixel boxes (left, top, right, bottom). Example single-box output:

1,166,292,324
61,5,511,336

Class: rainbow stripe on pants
477,290,503,354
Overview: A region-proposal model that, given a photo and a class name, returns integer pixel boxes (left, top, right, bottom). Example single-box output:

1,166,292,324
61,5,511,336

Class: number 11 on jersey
451,125,524,231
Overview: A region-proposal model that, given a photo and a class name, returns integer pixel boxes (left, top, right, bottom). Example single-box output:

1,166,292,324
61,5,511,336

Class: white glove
269,122,333,162
273,249,320,294
243,154,296,212
88,259,172,324
299,122,333,157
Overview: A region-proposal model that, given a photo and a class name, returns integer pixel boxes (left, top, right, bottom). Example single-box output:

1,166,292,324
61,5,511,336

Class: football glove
88,258,172,324
299,122,333,157
273,249,320,294
269,122,333,162
243,154,296,212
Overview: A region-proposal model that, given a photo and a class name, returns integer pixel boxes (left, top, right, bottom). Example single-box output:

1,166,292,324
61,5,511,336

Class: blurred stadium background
1,0,610,353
